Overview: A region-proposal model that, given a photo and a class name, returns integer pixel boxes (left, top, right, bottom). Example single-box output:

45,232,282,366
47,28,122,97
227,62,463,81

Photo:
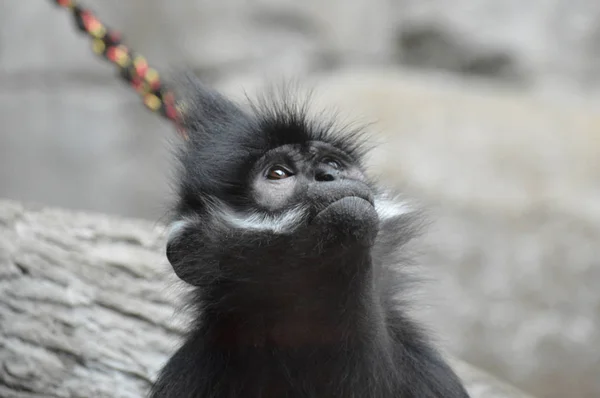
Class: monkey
150,75,470,398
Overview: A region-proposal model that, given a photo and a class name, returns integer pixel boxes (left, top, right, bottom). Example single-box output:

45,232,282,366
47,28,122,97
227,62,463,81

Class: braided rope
51,0,188,140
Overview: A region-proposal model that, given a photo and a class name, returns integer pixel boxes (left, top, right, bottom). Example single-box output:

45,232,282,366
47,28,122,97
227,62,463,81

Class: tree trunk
0,199,534,398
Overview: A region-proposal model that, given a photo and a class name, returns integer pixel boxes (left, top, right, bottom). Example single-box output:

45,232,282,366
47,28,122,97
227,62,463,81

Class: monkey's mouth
311,195,375,222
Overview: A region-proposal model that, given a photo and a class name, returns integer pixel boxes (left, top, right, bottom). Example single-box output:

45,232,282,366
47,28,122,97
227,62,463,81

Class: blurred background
1,1,599,397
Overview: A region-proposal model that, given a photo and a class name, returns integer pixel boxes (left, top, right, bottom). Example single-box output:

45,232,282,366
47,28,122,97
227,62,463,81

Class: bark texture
0,199,535,398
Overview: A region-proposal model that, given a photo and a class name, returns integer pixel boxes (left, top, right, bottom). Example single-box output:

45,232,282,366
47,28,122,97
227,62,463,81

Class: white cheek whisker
374,193,412,221
210,200,308,233
167,219,192,242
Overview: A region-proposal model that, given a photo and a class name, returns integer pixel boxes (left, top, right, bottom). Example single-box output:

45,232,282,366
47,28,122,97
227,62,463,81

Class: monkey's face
166,140,388,287
165,84,412,287
246,141,378,244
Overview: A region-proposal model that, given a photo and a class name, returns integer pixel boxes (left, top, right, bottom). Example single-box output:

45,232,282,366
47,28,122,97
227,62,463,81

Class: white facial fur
168,193,410,243
167,219,190,239
217,204,308,233
374,193,412,221
167,201,308,242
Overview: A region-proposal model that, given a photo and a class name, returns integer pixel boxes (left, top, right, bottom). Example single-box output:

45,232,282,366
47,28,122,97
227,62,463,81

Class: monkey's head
166,79,411,299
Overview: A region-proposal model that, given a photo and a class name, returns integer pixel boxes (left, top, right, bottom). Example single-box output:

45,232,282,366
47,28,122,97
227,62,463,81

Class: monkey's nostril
315,172,335,182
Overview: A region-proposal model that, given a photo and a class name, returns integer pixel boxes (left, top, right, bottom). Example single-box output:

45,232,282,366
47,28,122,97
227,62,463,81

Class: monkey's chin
311,196,379,244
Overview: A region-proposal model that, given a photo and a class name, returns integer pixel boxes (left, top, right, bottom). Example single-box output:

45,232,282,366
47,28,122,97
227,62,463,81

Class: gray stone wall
2,1,600,398
3,1,600,219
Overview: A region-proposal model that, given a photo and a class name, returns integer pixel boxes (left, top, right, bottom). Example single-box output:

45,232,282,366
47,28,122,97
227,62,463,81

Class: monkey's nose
315,170,336,182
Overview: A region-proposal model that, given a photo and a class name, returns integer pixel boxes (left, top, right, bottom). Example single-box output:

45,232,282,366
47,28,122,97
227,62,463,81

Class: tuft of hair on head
168,73,374,218
247,81,373,166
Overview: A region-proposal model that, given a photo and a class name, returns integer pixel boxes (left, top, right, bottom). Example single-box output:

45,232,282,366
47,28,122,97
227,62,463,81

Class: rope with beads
50,0,188,140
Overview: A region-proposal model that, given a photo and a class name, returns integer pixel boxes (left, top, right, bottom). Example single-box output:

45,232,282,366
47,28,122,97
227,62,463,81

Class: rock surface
0,199,535,398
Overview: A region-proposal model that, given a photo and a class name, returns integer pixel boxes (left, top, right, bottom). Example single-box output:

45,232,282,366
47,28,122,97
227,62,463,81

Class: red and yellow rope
51,0,188,140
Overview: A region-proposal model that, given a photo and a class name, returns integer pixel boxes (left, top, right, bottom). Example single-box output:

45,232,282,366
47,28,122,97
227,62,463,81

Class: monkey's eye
266,165,293,180
321,157,342,170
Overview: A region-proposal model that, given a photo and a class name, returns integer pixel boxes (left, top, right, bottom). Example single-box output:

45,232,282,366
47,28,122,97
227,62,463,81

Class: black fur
150,76,470,398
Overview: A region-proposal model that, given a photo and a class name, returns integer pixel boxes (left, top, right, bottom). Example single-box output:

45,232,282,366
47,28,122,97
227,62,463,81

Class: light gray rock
393,0,600,88
0,199,535,398
6,0,600,86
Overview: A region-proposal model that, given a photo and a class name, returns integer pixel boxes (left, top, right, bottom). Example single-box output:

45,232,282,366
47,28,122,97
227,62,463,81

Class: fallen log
0,199,535,398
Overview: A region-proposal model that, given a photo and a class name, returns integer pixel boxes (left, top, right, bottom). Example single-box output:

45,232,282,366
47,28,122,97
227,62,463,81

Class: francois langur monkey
150,76,470,398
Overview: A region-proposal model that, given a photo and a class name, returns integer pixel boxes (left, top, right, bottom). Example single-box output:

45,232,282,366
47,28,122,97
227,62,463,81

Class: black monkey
151,77,470,398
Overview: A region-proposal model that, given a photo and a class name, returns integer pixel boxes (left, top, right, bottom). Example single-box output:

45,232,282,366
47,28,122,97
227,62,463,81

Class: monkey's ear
165,219,220,286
